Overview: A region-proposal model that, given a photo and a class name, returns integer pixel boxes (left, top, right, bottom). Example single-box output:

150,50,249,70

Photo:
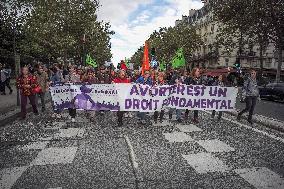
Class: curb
224,110,284,132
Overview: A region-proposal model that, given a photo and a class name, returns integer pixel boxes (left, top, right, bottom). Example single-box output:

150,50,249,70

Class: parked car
259,82,284,101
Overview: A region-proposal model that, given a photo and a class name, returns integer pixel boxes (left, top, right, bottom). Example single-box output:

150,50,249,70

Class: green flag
159,60,166,71
125,57,130,68
171,48,185,68
86,54,97,68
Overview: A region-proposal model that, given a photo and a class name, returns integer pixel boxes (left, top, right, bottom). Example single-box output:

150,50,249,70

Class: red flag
142,41,150,75
120,60,127,70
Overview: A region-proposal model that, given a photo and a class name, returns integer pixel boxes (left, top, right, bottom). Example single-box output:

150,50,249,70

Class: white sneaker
71,118,75,122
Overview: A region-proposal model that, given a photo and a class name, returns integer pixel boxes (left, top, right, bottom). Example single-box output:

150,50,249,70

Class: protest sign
50,84,238,112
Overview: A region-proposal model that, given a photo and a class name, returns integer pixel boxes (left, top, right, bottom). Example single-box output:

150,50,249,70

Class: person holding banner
154,71,166,124
211,74,227,121
65,65,81,122
112,69,131,127
135,70,153,124
16,66,39,119
168,69,183,123
186,67,207,123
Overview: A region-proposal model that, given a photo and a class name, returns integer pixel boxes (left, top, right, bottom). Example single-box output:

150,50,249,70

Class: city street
0,104,284,189
236,98,284,121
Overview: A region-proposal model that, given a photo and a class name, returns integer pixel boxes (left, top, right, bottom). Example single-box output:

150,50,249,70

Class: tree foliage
211,0,284,81
130,24,203,69
0,0,114,66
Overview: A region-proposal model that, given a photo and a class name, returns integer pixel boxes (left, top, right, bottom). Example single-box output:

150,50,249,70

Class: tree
211,0,284,81
1,0,114,67
130,24,203,69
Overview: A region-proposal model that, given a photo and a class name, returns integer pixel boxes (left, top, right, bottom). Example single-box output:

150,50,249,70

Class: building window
225,58,229,66
265,58,272,67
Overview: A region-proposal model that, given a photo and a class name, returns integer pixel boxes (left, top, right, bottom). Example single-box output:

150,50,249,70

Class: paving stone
0,166,29,189
163,132,194,143
152,120,172,127
235,167,284,189
176,124,203,133
18,141,49,151
54,128,84,139
31,147,78,166
197,139,235,153
182,152,230,174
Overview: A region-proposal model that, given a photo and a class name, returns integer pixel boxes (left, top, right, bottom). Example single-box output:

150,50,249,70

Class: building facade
175,0,284,73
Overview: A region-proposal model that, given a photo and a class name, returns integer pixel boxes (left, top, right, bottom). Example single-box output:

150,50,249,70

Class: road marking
31,147,77,166
182,152,230,174
124,136,138,169
203,111,284,143
197,139,235,153
18,141,49,151
54,128,85,139
0,166,29,189
235,167,284,189
152,120,171,127
176,124,203,133
163,132,194,143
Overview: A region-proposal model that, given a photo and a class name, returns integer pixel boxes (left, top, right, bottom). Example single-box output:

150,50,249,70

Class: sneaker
118,121,123,127
177,119,182,123
34,112,39,116
237,115,241,121
192,118,199,124
56,114,62,119
71,118,76,122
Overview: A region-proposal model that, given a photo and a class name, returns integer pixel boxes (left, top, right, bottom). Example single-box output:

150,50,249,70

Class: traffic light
234,57,241,68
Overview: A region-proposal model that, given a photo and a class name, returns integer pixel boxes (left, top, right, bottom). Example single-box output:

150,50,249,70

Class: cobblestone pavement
0,104,283,189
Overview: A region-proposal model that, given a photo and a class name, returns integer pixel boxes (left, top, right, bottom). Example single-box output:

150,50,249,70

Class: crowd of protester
11,61,260,126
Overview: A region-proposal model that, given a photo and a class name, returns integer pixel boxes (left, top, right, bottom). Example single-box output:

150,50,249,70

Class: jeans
154,110,165,121
169,108,181,120
238,96,257,122
117,111,125,123
0,81,4,93
4,78,12,92
193,110,198,120
21,94,38,118
137,112,146,120
37,92,46,110
68,108,76,118
212,110,223,119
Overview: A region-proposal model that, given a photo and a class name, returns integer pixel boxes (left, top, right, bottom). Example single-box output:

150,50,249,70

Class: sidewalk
0,85,18,114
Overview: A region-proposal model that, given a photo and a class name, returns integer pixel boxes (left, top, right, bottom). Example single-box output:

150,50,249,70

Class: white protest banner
50,84,238,112
116,84,238,112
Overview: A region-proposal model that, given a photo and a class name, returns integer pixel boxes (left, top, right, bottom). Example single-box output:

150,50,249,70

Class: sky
97,0,204,65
